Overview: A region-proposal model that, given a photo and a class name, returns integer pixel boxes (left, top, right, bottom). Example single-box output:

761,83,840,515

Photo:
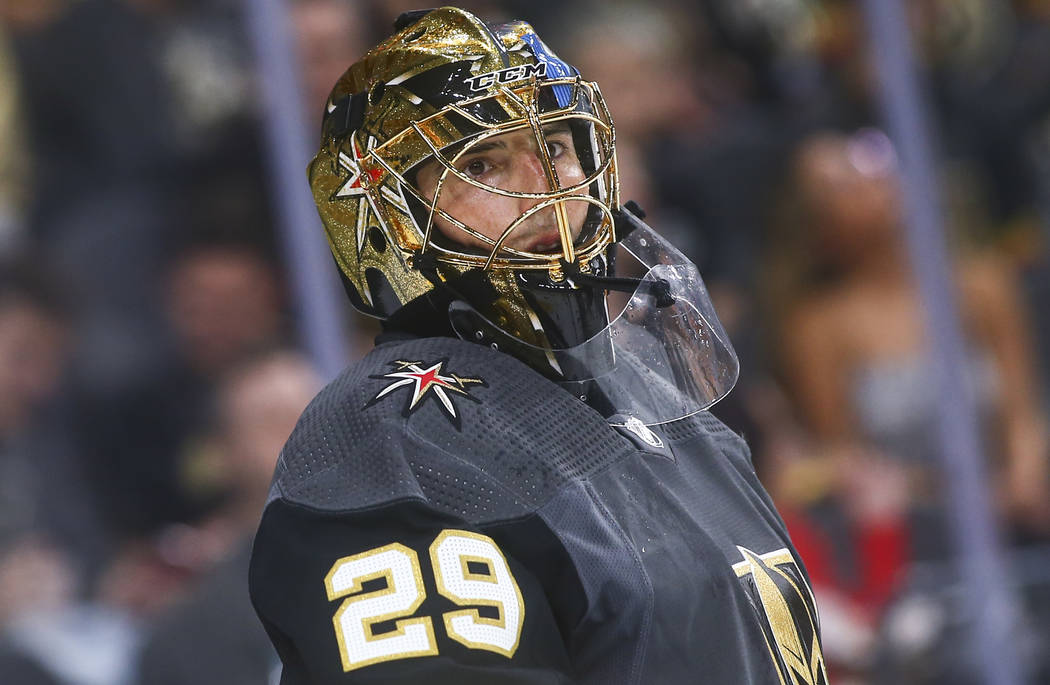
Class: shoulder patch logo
366,359,486,427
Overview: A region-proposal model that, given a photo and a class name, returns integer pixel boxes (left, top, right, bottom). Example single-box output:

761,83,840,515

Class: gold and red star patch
366,359,486,427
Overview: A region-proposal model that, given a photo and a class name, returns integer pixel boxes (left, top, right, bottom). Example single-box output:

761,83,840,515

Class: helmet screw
474,331,484,340
549,264,565,282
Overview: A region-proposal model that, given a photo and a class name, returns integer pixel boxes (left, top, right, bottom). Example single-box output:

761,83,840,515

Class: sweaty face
414,123,590,255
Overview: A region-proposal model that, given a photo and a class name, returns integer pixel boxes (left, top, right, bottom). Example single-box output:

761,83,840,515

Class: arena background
0,1,1048,683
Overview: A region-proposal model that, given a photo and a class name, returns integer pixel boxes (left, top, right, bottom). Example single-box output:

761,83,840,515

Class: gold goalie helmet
312,7,740,424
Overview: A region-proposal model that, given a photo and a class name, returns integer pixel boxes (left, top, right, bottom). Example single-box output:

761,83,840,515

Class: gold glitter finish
309,6,620,338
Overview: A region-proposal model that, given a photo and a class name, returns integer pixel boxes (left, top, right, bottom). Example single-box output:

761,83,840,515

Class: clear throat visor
450,215,740,426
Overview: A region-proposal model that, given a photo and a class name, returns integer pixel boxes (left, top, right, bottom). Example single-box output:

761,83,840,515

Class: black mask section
443,253,614,382
399,61,481,111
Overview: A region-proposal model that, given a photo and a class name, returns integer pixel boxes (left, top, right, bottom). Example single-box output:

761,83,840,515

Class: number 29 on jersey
324,529,525,672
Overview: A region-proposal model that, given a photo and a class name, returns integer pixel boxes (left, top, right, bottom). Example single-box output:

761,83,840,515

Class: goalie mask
311,7,738,424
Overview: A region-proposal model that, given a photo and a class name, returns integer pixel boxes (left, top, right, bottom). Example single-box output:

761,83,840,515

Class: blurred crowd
0,0,1049,683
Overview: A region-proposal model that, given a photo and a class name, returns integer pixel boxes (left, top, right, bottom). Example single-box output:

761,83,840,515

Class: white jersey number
431,530,525,657
324,531,524,672
324,543,437,672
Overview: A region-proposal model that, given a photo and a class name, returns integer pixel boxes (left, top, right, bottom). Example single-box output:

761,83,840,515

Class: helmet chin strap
558,201,676,309
560,260,676,309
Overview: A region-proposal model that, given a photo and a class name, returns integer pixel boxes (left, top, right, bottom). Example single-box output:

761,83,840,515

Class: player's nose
508,151,556,212
506,152,550,195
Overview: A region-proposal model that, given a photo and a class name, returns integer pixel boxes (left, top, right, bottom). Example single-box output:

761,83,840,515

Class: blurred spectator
74,236,287,542
10,0,180,266
933,0,1050,232
775,129,1049,533
290,0,370,119
0,258,109,684
763,128,1050,677
135,349,320,685
7,0,183,400
149,0,254,154
193,347,320,543
165,238,285,378
0,260,83,596
8,350,316,685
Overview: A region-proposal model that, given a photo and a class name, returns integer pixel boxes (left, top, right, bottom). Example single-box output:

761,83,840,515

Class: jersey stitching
264,492,432,518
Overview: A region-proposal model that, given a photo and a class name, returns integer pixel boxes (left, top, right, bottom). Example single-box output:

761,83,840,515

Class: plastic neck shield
449,217,740,425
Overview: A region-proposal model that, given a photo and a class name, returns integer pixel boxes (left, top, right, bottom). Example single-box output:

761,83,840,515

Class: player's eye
546,141,565,158
462,158,492,178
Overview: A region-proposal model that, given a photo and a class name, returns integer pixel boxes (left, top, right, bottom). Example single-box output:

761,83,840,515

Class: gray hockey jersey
249,335,826,684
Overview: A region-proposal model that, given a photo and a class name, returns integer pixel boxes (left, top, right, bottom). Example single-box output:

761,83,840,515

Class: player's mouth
526,231,563,253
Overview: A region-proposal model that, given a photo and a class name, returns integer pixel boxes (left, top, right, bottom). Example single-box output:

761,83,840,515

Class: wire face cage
347,76,619,274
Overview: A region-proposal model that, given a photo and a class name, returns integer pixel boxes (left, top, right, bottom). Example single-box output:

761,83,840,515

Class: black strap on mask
324,92,368,138
560,201,674,308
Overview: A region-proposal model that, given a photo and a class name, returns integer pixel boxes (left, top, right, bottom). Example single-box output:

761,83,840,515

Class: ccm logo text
466,62,547,92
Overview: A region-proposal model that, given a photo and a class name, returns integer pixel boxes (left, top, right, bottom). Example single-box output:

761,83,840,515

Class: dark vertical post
858,1,1024,683
243,0,349,380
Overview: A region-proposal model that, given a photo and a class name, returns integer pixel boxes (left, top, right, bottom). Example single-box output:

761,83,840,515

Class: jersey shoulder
270,336,632,522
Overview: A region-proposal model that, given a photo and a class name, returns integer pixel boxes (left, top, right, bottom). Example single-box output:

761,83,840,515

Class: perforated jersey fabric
271,336,631,520
251,335,826,684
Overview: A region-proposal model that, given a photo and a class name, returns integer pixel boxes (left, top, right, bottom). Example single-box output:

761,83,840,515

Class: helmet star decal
333,134,393,260
366,359,486,427
335,135,383,200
